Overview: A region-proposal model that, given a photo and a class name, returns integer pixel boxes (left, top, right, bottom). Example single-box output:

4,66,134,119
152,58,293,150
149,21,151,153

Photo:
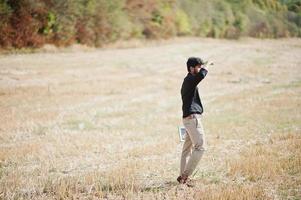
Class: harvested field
0,38,300,199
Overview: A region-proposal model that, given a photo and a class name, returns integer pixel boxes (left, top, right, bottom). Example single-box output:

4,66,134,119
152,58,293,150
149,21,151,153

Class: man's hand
202,61,214,69
207,61,214,66
204,60,214,66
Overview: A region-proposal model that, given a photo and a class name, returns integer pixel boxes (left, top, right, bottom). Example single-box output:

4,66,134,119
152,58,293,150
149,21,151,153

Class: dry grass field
0,38,300,200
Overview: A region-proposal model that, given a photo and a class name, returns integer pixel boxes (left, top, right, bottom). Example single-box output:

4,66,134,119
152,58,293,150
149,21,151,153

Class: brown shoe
177,176,182,183
177,175,188,184
177,175,195,187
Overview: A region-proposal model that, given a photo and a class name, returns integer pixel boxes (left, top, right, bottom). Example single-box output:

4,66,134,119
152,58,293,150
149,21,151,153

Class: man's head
186,57,205,74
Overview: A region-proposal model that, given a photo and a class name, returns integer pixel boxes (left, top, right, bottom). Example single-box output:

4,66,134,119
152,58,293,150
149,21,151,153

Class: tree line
0,0,300,48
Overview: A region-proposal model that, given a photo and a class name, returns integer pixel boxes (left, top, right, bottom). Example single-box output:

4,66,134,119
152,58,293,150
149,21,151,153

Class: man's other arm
191,68,208,86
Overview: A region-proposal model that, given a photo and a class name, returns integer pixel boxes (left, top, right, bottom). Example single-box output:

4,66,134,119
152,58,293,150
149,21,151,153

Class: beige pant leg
182,116,206,177
180,130,192,176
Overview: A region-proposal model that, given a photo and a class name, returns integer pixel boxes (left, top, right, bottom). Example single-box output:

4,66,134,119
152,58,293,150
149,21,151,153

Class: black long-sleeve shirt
181,68,208,118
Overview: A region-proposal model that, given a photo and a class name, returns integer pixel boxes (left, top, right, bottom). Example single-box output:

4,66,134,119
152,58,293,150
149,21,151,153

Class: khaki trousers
180,114,206,177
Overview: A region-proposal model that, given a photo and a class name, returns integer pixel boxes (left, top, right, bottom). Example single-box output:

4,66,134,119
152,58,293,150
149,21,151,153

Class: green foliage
50,0,81,45
178,0,237,38
1,0,301,48
125,0,177,39
233,12,248,33
175,9,191,35
179,0,301,38
41,12,56,35
0,0,11,47
252,0,284,11
281,0,301,12
0,0,11,15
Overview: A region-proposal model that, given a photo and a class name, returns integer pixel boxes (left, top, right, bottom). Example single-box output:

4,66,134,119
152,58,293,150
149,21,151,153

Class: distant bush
179,0,301,38
175,9,191,35
280,0,301,12
0,0,13,47
0,0,48,48
0,0,301,48
125,0,177,39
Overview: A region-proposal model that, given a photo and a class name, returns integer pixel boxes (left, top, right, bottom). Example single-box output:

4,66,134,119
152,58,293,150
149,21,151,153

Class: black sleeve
190,68,208,86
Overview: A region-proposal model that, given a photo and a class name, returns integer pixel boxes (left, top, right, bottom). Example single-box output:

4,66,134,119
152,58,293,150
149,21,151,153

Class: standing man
177,57,208,185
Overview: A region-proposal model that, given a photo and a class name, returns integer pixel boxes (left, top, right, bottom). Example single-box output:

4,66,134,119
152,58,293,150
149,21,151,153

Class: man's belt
184,113,201,119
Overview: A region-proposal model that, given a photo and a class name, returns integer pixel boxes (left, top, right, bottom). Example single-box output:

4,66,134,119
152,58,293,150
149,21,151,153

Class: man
177,57,208,186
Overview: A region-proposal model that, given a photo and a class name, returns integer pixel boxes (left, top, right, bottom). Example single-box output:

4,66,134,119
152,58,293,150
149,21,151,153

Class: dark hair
186,57,205,72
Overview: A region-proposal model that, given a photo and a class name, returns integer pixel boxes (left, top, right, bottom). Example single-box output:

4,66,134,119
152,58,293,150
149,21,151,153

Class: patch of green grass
0,162,3,179
32,125,49,136
61,119,96,131
272,80,301,90
194,170,222,184
253,56,273,66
